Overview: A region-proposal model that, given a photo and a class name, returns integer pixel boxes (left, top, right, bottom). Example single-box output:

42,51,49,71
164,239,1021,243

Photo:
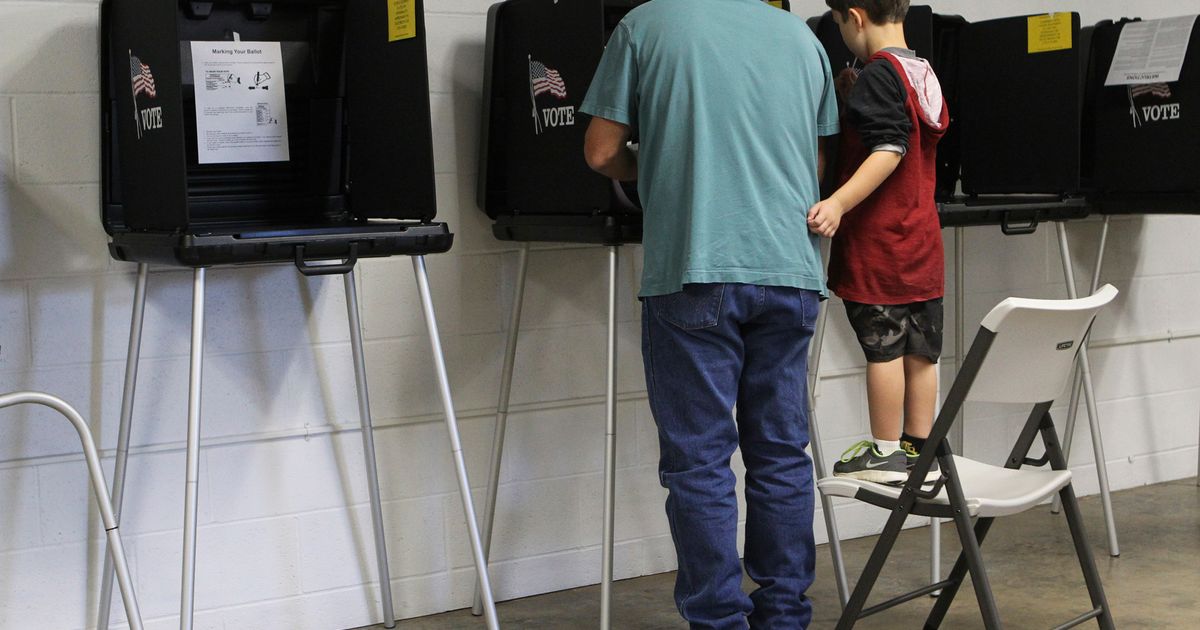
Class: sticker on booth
388,0,417,42
1027,13,1073,54
129,52,162,140
529,56,573,135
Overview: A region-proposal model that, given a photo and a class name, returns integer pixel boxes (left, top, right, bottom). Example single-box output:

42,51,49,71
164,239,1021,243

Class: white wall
0,0,1197,628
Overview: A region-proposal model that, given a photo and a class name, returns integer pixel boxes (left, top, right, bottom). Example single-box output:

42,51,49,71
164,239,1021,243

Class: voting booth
479,0,645,244
958,13,1089,197
1087,17,1200,214
96,2,500,630
102,0,449,268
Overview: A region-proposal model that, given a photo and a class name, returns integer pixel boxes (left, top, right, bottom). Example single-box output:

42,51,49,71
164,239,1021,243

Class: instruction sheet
1105,15,1198,86
190,41,290,164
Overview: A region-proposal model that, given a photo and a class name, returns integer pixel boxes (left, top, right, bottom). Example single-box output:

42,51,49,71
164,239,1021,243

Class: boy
807,0,948,484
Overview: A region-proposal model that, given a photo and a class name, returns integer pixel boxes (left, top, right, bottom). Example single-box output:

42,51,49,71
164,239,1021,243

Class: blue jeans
642,283,819,630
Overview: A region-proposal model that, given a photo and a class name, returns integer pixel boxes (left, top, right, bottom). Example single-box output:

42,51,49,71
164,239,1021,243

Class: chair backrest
965,285,1119,404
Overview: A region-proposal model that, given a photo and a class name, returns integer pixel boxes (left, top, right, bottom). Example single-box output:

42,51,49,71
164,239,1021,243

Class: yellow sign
1027,13,1072,54
388,0,417,42
768,0,785,9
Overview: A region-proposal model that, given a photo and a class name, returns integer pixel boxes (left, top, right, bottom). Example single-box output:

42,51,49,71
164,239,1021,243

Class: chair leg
835,505,911,629
940,457,1002,630
924,516,996,629
1057,484,1116,630
1042,416,1115,630
0,392,145,630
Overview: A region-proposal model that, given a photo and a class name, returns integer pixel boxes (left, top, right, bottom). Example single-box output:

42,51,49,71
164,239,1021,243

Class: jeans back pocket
653,283,725,330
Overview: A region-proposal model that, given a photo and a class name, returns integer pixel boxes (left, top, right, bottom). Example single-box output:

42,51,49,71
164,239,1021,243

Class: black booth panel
1089,19,1200,197
810,6,937,77
175,2,349,224
102,0,190,233
959,14,1084,195
808,7,965,199
484,0,610,219
345,0,437,221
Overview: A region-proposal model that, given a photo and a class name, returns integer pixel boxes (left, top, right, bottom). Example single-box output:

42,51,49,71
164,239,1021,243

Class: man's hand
807,198,845,238
585,117,638,182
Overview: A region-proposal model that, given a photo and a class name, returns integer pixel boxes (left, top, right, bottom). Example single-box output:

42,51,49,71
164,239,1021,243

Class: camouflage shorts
844,299,944,364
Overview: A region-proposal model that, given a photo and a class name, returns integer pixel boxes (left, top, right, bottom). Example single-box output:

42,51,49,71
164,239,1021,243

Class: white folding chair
0,392,143,629
818,285,1119,629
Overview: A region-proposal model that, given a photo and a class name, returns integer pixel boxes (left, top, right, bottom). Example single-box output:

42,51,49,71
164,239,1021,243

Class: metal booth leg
411,256,500,630
473,243,530,616
180,267,207,630
1055,216,1110,514
951,227,965,452
344,269,398,628
1055,222,1120,557
600,246,619,630
1,393,145,630
98,263,149,630
807,282,850,607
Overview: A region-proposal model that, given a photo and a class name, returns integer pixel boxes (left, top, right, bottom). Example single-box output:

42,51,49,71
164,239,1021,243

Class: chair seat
817,456,1073,518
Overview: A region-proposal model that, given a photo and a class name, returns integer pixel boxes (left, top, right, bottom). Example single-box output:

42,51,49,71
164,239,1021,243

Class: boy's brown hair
825,0,909,24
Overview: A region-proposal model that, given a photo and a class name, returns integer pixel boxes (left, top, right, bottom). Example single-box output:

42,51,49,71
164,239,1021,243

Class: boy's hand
807,198,845,238
835,67,859,101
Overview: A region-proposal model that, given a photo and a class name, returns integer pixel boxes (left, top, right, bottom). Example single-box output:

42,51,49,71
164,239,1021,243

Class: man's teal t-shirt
580,0,840,297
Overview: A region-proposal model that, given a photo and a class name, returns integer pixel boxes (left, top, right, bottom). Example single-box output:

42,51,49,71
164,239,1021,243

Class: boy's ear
847,7,868,30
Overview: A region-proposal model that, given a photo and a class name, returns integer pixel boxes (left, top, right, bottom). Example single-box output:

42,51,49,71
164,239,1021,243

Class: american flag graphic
529,60,567,99
130,55,157,99
1130,82,1172,99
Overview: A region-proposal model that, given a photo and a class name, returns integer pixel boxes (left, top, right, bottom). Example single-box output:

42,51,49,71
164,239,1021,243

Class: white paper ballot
1105,15,1198,86
190,41,290,164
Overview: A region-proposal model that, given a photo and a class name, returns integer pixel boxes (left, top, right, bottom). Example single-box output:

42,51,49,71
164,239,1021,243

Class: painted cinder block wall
0,0,1196,627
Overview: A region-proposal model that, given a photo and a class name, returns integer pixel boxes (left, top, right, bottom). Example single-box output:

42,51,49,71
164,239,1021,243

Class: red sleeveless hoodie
827,50,949,305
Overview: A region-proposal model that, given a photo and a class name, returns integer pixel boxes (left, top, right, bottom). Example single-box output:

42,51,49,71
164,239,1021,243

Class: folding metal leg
98,263,148,630
2,392,145,630
1041,415,1116,630
472,244,530,616
600,246,619,630
807,292,850,607
835,497,913,630
924,516,996,628
1053,368,1086,515
940,456,1002,630
951,226,965,450
180,267,206,630
411,256,500,630
343,270,397,628
1055,216,1110,515
1055,222,1120,557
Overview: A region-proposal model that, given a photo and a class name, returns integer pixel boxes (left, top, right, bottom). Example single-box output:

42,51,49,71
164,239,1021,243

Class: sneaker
902,441,940,484
832,440,908,484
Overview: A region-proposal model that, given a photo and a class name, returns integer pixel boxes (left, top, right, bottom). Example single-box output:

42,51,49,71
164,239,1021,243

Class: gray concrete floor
365,478,1199,629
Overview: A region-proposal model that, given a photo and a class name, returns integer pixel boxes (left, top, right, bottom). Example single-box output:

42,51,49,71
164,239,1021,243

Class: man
580,1,840,628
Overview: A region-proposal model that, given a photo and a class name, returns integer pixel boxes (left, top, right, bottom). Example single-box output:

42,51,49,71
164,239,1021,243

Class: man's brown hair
825,0,910,24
